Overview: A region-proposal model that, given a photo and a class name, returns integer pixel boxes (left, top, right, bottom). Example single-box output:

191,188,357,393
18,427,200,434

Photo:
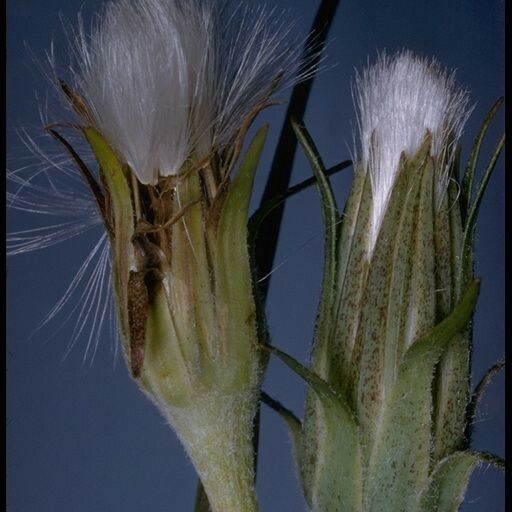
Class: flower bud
301,51,476,511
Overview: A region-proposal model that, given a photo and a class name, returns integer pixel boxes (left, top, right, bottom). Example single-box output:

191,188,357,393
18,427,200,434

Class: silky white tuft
6,130,115,365
354,50,471,252
70,0,305,184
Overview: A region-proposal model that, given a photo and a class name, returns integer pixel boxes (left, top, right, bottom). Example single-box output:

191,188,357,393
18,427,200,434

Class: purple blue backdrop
7,0,505,510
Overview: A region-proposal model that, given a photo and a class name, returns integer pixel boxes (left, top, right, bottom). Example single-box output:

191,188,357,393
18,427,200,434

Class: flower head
354,50,471,251
10,1,315,510
300,51,501,512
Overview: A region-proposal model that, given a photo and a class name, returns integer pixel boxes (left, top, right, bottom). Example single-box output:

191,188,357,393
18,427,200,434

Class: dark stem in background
249,159,351,240
194,1,341,510
252,0,340,495
255,0,342,302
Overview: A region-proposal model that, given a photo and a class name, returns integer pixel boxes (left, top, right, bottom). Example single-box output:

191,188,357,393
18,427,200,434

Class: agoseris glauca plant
267,50,504,512
8,1,308,511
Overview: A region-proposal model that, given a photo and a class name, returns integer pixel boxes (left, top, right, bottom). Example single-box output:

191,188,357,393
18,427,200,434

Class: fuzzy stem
165,393,259,512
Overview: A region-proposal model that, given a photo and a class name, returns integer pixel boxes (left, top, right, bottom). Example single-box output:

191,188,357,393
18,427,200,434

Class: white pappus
353,50,472,253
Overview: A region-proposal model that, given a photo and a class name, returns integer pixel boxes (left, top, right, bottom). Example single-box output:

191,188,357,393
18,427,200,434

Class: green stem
167,395,259,512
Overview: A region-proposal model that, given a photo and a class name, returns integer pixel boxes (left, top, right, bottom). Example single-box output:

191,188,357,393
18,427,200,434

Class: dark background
7,0,504,510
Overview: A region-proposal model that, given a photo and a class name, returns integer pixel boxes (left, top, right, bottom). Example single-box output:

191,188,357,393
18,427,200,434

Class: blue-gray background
6,0,505,510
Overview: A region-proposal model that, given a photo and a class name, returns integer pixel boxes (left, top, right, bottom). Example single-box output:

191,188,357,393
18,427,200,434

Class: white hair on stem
70,0,309,184
353,50,472,252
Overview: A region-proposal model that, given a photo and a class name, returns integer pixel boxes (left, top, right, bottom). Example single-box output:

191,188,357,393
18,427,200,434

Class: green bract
265,104,503,512
81,125,269,512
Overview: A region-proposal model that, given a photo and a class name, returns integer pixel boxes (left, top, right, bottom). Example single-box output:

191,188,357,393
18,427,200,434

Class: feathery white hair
70,0,305,184
354,50,471,251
